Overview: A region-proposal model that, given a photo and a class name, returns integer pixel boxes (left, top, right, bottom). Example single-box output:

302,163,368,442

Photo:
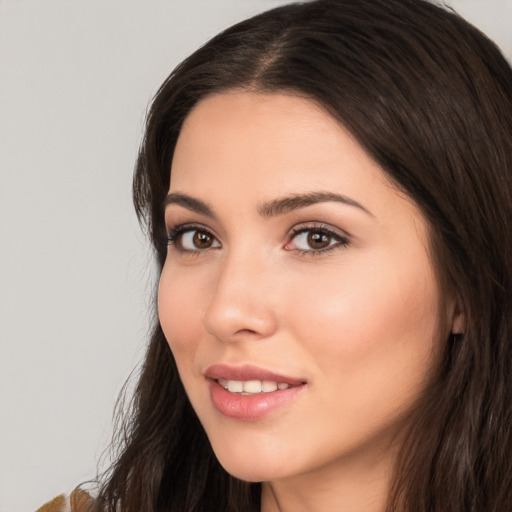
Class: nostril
235,328,259,336
203,304,278,343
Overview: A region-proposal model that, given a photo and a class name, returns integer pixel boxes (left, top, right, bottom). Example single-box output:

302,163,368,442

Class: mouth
204,364,307,420
217,378,298,394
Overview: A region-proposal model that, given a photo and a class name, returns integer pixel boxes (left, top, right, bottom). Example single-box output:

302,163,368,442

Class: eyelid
285,222,350,253
166,223,221,252
166,221,217,238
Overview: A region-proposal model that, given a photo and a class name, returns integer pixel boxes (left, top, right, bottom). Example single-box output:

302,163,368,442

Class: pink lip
204,364,306,421
204,364,305,385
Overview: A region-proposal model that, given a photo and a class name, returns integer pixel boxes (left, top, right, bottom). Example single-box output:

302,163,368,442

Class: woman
38,0,512,510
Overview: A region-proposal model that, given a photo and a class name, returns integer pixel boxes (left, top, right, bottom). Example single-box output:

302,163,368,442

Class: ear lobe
450,298,465,335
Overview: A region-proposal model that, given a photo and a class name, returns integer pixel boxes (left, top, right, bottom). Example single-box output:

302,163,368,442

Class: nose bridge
203,243,278,342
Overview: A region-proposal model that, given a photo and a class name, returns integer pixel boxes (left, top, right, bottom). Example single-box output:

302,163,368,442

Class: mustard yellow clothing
36,489,93,512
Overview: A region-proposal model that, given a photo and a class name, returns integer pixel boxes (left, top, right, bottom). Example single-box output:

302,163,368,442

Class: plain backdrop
0,1,510,511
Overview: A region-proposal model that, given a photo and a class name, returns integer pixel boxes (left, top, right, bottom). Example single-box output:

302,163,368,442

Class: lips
204,364,306,420
204,364,305,385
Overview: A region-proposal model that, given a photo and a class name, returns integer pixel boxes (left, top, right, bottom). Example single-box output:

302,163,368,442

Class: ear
450,297,465,335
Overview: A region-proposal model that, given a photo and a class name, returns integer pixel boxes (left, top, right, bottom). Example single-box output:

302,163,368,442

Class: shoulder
36,489,94,512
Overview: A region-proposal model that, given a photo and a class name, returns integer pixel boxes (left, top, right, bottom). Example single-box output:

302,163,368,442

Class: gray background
1,1,510,510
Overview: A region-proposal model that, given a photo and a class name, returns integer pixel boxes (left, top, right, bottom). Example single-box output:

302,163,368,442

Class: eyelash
166,223,217,255
166,222,349,256
287,223,349,256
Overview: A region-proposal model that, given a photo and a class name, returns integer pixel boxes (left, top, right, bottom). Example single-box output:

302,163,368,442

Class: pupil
193,231,211,248
308,231,330,249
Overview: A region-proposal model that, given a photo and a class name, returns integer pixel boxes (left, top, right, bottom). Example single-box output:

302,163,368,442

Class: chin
218,460,287,483
210,439,293,483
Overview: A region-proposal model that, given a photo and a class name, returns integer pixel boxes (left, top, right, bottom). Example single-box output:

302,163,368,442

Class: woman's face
159,92,456,485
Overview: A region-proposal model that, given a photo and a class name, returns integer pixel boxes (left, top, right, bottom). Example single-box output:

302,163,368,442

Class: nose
202,251,279,343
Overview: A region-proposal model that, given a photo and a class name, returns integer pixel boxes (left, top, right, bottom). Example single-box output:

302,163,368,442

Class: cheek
307,244,437,329
158,264,205,359
285,250,443,392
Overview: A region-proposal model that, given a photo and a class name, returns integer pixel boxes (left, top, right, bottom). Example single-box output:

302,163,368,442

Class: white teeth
227,380,243,393
243,380,262,393
261,380,278,392
218,379,293,394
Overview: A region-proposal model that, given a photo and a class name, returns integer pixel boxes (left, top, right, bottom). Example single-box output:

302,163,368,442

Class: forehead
170,92,417,224
170,91,386,195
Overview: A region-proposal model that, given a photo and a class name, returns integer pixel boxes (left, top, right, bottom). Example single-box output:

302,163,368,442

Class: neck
260,444,395,512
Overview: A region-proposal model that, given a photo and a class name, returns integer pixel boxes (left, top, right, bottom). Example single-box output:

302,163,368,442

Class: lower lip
208,379,305,420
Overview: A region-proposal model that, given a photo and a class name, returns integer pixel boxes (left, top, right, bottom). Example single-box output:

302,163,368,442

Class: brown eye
307,231,331,249
168,227,221,252
192,231,214,249
286,225,348,254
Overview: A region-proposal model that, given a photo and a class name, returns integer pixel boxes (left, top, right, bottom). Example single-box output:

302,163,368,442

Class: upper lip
204,364,306,385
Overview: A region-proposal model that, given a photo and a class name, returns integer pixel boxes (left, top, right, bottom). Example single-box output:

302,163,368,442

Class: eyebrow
163,191,373,218
258,191,374,218
164,193,216,218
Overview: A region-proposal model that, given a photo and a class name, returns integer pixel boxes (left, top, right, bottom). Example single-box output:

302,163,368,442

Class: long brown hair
94,1,512,510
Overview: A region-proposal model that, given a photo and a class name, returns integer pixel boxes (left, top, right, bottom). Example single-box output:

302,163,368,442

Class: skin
158,91,460,512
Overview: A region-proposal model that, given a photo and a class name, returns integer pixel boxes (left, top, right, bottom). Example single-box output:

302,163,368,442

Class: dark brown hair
94,1,512,510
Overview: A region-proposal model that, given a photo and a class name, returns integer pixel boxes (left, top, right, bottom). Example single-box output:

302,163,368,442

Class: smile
204,364,307,420
218,379,295,394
